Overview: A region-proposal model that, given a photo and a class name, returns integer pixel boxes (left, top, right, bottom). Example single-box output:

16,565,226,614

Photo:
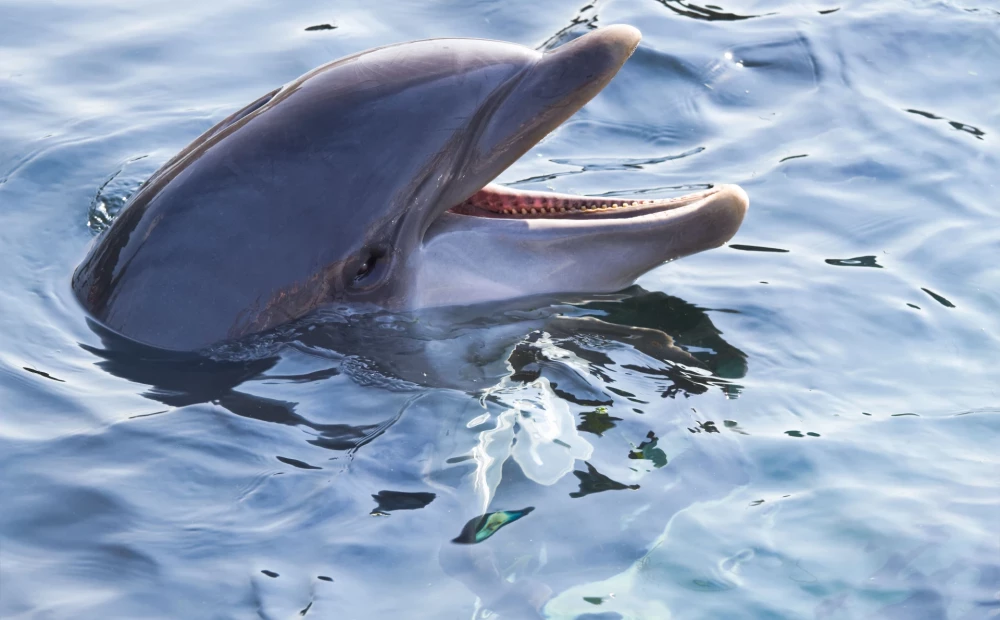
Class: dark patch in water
551,383,614,407
575,288,748,391
551,147,706,172
370,490,436,514
263,367,340,383
785,430,821,437
570,462,639,498
779,153,809,162
22,367,65,382
538,1,599,51
510,149,705,187
261,569,279,578
724,419,749,435
128,409,169,419
317,576,333,582
921,288,956,308
906,109,985,140
729,244,790,253
276,456,322,470
818,7,840,14
595,183,714,198
578,406,622,437
825,255,883,268
654,0,776,21
304,24,336,31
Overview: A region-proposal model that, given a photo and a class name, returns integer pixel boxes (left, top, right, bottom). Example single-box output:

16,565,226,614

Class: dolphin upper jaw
409,25,645,235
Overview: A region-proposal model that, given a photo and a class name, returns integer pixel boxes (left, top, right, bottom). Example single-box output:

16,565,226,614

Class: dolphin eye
355,255,378,281
353,247,388,285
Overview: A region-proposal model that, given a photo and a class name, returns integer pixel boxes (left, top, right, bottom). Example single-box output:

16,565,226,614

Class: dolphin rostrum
73,25,748,351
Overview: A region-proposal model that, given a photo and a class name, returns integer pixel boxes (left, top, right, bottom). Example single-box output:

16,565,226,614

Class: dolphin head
73,25,747,351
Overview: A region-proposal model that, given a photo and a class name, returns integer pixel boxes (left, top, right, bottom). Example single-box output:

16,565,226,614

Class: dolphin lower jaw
411,184,748,309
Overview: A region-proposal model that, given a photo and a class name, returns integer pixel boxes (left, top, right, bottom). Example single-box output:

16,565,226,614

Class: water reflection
570,462,640,498
653,0,775,21
80,287,751,617
81,320,399,453
370,490,436,515
82,286,746,408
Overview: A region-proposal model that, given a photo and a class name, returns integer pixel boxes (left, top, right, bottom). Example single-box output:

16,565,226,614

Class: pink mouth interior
448,184,716,219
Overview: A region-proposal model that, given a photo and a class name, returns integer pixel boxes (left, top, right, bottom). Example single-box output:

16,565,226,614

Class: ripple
569,462,640,498
507,147,705,188
920,288,956,308
653,0,776,21
824,255,884,268
729,244,789,253
369,490,436,514
538,1,599,51
22,366,65,382
906,108,986,141
85,156,152,234
276,456,322,470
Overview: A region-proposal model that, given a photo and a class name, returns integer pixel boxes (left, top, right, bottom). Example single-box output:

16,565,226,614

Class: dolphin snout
551,23,642,62
708,184,750,247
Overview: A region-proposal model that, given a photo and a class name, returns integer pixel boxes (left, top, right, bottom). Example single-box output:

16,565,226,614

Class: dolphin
72,25,748,352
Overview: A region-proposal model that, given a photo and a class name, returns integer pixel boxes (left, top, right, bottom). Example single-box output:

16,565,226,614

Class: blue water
1,0,998,618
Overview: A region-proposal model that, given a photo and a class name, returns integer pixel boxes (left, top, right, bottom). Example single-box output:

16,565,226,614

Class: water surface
1,0,998,618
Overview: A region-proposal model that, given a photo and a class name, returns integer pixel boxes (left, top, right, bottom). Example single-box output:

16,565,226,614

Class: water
1,0,998,617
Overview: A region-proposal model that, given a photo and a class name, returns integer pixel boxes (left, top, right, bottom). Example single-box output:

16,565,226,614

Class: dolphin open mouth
432,24,741,228
450,183,722,220
415,23,748,311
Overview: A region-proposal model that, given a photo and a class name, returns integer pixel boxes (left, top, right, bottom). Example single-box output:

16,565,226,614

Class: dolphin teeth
612,203,619,208
520,208,527,214
529,208,537,214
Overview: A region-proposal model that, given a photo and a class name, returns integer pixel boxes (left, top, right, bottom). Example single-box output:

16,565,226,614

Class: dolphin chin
72,24,748,352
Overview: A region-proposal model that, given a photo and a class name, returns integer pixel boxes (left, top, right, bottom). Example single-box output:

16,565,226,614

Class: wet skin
73,25,748,351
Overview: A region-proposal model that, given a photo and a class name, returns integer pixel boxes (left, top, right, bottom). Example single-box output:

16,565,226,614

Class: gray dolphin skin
73,25,748,351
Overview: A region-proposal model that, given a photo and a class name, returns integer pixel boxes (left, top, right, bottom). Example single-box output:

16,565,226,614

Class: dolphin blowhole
73,25,748,351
